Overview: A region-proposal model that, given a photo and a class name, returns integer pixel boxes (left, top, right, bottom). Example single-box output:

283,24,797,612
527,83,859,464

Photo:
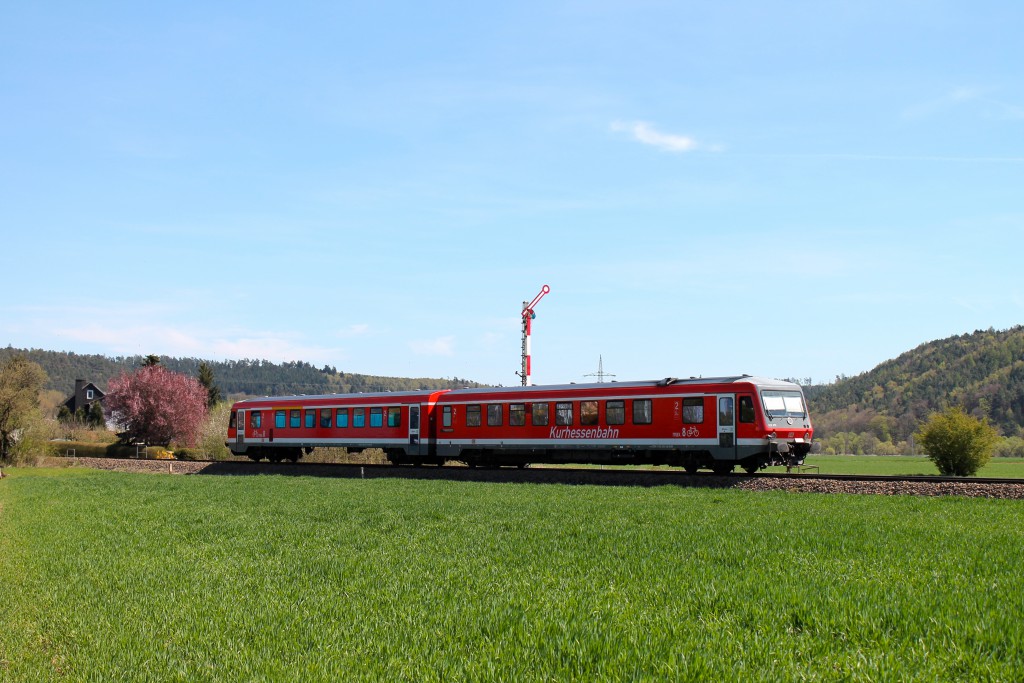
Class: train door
408,405,421,455
236,410,246,448
716,395,736,458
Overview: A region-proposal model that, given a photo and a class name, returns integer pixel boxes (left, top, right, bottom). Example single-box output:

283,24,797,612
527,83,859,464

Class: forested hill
7,328,1024,442
807,326,1024,441
0,347,484,397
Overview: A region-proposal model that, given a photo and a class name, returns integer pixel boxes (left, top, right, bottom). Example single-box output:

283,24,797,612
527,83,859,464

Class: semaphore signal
517,285,550,386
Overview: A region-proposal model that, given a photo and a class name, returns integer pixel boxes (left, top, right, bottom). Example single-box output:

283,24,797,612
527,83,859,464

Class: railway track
49,456,1024,498
748,470,1024,486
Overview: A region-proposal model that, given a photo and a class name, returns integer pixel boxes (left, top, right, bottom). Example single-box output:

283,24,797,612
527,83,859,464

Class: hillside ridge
808,325,1024,445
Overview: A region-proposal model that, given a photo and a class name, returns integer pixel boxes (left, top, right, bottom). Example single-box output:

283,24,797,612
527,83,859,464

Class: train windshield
760,390,806,419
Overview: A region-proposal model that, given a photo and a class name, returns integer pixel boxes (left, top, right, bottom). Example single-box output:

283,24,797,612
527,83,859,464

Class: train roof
232,389,440,405
442,375,800,395
231,375,802,406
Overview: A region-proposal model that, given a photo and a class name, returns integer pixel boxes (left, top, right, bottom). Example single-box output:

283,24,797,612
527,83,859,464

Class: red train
226,375,814,473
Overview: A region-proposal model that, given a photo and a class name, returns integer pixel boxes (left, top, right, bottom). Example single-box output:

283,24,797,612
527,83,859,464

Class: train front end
757,380,815,468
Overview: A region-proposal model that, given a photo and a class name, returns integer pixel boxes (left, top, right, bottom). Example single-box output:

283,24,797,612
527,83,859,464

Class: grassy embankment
2,468,1023,681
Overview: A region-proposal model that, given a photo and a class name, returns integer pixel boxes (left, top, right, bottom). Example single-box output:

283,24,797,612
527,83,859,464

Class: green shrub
197,402,232,460
54,441,111,458
172,448,203,461
916,407,999,476
102,443,166,459
993,436,1024,458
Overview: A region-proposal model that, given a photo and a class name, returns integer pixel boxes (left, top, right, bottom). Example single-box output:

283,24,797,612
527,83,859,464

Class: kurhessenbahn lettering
549,426,621,439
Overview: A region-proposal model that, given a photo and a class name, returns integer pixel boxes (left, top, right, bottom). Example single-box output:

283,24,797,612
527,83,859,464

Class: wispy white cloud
951,296,996,315
51,322,346,365
408,336,456,356
901,87,982,119
480,331,504,347
209,336,345,364
610,120,706,152
901,86,1024,121
985,96,1024,121
337,323,370,338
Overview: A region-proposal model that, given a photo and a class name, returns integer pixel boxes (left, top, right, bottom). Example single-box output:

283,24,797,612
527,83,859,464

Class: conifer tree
198,361,222,408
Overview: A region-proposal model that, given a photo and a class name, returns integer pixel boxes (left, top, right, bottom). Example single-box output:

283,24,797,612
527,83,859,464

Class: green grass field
2,468,1023,681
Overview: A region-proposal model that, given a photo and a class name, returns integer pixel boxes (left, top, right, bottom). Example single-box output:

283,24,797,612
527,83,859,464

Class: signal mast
518,285,550,386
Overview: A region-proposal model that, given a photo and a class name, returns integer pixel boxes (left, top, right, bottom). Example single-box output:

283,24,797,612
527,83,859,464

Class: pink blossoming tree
106,365,208,446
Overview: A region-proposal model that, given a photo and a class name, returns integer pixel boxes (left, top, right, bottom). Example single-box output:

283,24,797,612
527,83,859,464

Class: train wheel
684,463,699,474
743,463,759,474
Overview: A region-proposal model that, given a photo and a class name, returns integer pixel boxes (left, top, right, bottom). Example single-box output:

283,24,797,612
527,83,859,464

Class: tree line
4,325,1024,461
0,347,483,398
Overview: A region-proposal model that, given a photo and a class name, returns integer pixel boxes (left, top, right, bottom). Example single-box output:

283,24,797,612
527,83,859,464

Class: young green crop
2,469,1023,681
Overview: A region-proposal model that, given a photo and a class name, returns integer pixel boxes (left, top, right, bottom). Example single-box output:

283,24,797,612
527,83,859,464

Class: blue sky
2,1,1022,387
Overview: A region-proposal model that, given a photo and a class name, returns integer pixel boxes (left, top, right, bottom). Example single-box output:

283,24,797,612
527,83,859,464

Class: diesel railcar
226,375,814,473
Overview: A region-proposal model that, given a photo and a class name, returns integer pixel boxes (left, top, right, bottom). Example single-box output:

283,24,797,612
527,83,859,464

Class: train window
556,402,573,426
487,404,502,427
739,396,755,424
606,400,625,425
580,401,599,426
719,397,734,426
510,403,526,426
320,409,332,428
442,406,453,428
532,403,549,426
633,399,652,425
388,407,401,428
467,404,481,427
276,410,286,428
370,407,383,428
683,398,704,424
336,408,349,428
760,390,806,418
354,408,366,428
251,411,263,429
290,409,301,428
229,411,237,429
305,410,315,429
